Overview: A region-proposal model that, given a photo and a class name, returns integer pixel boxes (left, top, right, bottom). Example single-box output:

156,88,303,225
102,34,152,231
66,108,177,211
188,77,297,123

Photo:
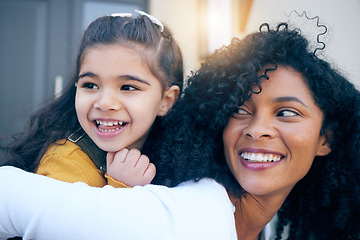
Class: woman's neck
230,190,290,240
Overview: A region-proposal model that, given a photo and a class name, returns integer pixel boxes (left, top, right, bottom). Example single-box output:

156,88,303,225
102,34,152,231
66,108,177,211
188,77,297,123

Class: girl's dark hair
2,13,183,172
151,22,360,239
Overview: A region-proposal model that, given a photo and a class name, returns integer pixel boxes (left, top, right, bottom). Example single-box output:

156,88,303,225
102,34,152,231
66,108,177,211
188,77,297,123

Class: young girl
2,10,183,188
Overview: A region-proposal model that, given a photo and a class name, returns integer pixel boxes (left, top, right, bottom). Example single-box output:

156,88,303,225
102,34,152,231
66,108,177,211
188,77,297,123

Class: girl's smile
223,65,331,197
93,119,127,137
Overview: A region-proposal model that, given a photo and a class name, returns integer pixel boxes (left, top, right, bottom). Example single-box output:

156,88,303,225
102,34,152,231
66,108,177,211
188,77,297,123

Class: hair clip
135,9,164,32
109,10,164,33
109,13,133,18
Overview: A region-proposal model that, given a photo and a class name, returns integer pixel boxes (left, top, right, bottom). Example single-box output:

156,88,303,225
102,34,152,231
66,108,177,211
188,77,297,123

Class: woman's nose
94,91,121,111
244,115,276,140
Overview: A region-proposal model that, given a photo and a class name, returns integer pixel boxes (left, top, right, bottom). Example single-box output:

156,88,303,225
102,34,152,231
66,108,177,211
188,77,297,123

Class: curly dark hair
150,22,360,239
2,13,183,172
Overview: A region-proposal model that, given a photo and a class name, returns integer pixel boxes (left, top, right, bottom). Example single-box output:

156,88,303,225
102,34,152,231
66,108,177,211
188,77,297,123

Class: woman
152,22,360,239
0,22,359,239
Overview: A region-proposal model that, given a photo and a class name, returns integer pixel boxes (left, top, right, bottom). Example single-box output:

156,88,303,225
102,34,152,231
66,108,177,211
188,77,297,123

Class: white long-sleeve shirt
0,166,237,240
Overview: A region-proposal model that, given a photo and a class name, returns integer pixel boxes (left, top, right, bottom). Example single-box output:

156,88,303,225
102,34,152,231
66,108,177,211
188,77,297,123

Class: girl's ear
158,85,180,116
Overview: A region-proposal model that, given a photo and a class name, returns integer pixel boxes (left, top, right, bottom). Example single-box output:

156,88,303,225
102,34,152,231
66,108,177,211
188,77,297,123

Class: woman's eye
121,85,139,91
234,108,250,115
277,109,299,117
82,82,99,89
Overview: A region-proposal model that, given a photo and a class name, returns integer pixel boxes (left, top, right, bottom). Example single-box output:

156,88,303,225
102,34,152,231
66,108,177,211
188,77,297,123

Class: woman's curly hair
150,22,360,239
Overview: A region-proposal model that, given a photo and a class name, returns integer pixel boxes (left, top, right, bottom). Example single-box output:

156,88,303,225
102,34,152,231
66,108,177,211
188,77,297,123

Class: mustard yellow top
36,140,129,188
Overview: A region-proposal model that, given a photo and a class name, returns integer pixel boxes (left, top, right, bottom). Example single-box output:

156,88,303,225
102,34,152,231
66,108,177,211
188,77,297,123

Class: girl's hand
106,149,156,187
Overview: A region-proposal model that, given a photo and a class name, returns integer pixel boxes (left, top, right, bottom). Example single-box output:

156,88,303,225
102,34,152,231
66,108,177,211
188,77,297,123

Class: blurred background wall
150,0,360,88
1,0,359,162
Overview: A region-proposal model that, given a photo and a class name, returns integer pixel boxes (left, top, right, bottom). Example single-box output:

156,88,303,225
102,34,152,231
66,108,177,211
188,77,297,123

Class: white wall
149,0,360,89
149,0,201,77
244,0,360,89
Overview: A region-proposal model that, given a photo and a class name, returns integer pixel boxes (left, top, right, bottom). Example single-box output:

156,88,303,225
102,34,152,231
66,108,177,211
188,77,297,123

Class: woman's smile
240,151,283,163
238,149,284,171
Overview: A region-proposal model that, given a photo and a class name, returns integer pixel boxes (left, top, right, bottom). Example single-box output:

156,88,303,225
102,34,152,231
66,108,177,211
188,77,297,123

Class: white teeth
98,127,121,132
241,152,282,163
96,120,124,126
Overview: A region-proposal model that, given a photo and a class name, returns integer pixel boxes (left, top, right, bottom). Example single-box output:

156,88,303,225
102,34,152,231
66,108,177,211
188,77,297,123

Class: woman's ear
158,85,180,116
316,142,331,156
316,130,332,156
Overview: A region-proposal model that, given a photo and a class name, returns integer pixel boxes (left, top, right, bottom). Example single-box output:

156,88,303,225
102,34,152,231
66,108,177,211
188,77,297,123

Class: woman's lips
240,152,282,163
239,150,284,171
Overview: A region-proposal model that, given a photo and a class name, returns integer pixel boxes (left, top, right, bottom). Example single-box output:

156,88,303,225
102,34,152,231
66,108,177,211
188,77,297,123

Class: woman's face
223,66,330,197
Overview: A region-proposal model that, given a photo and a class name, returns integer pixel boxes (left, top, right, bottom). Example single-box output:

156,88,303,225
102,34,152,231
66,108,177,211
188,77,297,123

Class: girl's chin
93,142,122,152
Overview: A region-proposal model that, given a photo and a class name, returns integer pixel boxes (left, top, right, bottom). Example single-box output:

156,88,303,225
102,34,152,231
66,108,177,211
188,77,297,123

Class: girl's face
223,66,331,197
75,44,178,152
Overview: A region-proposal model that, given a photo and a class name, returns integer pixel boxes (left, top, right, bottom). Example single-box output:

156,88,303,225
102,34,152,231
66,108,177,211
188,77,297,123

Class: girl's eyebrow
119,75,151,85
272,96,309,108
78,72,95,79
78,72,151,86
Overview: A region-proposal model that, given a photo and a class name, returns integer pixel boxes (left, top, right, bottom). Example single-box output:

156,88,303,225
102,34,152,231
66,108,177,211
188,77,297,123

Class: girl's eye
121,85,139,91
277,109,299,117
82,82,99,90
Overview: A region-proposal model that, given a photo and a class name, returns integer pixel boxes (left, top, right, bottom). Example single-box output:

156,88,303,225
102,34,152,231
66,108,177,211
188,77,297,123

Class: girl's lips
93,120,127,138
95,120,126,127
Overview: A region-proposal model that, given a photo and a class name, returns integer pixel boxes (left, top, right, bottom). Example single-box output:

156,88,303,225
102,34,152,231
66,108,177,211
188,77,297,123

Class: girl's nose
244,115,276,140
94,91,121,111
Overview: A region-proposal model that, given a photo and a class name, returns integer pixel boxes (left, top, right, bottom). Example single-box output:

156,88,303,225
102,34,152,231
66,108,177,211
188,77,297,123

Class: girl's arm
36,140,107,187
0,166,237,240
37,141,154,188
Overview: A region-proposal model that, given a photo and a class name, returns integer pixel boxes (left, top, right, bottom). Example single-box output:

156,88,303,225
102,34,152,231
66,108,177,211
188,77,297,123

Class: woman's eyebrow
273,96,309,108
